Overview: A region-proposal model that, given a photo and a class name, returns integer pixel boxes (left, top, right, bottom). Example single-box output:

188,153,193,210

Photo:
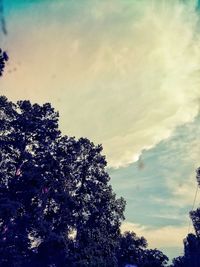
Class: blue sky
110,116,200,228
1,0,200,261
110,114,200,259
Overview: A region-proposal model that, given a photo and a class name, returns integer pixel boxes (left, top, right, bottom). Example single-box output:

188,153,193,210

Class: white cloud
1,0,200,167
156,118,200,208
167,178,200,208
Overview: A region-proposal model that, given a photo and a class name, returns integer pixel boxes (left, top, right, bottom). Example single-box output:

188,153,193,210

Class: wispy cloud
1,0,200,167
110,114,200,241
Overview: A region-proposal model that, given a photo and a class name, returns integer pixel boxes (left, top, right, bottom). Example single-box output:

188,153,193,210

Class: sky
1,0,200,261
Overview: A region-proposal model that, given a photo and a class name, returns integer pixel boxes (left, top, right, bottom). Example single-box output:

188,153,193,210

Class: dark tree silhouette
190,209,200,240
183,233,200,267
117,231,168,267
141,249,168,267
0,48,8,75
0,96,126,266
117,231,147,266
171,256,185,267
0,50,169,267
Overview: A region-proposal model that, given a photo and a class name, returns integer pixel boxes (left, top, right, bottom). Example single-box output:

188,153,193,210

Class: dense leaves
0,49,8,76
0,51,169,267
117,231,147,266
0,47,169,266
117,232,168,267
0,96,170,267
0,96,127,266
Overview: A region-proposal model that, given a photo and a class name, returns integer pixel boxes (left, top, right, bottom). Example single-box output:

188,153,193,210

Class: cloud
110,114,200,231
158,117,200,208
166,175,200,208
1,0,200,167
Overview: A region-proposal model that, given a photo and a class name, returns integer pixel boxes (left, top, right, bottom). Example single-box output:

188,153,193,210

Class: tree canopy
0,95,170,267
0,96,127,266
0,50,169,267
117,231,168,267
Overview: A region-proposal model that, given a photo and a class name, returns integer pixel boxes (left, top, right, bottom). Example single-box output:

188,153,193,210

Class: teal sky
110,115,200,259
1,0,200,261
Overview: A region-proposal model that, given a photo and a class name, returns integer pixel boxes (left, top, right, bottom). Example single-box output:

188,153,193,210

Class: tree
117,231,168,267
0,96,126,266
0,50,168,267
0,48,8,75
171,256,185,267
0,97,66,266
59,136,126,267
141,249,168,267
182,233,200,267
117,231,147,266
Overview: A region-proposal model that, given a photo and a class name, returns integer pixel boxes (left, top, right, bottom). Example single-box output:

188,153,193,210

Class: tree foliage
0,96,127,266
0,96,170,267
0,51,169,266
117,231,168,267
0,49,8,76
117,231,147,266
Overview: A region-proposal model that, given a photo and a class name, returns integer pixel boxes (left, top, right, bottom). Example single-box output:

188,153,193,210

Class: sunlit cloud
1,0,200,168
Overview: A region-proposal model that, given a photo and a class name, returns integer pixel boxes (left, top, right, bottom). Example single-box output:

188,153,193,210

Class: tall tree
0,51,168,267
0,96,126,266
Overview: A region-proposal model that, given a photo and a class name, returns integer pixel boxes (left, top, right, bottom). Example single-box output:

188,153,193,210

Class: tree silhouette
0,48,8,75
0,50,169,266
117,231,168,267
0,96,126,266
141,249,168,267
183,233,200,267
117,231,147,266
171,256,185,267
